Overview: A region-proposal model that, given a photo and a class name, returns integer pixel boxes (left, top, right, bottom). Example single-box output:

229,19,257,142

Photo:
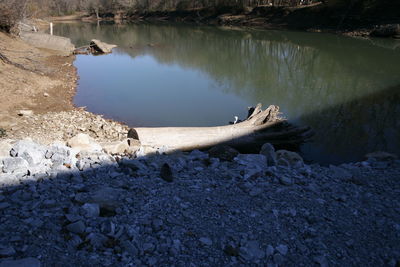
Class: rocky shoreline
0,25,399,266
0,136,399,266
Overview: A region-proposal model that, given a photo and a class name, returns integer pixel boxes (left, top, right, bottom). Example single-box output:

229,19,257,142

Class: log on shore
90,39,117,54
128,104,314,153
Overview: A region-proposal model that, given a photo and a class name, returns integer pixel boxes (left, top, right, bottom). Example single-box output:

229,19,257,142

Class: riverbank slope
0,32,129,144
0,24,399,267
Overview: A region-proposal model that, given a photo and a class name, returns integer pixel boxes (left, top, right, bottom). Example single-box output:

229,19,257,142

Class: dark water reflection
54,22,400,164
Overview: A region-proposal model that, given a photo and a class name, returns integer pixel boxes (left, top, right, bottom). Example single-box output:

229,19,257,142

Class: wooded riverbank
50,2,400,38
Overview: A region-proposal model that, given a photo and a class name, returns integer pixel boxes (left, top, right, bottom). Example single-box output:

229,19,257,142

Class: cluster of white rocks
0,135,399,267
7,109,130,145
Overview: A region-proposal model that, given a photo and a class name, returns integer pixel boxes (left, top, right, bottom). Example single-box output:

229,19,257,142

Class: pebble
66,221,86,234
279,176,293,186
81,203,100,218
199,237,213,246
266,245,274,256
276,244,288,255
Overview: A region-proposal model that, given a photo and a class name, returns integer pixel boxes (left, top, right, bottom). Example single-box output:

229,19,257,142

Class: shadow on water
300,83,400,164
1,23,400,266
54,22,400,164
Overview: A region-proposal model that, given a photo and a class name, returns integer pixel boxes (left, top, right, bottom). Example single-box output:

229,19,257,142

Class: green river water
54,22,400,164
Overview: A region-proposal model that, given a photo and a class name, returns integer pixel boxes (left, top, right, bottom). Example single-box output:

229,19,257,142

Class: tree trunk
129,104,313,153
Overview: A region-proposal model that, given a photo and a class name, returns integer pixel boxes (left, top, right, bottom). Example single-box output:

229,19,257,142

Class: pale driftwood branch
128,104,313,152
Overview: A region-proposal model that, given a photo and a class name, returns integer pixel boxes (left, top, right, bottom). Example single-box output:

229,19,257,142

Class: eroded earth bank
0,30,399,267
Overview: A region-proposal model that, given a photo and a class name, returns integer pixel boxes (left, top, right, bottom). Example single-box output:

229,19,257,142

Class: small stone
279,176,293,186
43,92,49,97
0,257,41,267
266,245,274,256
199,237,213,246
276,244,288,255
160,163,173,182
65,214,82,223
86,186,122,211
249,187,263,197
260,143,277,166
68,235,83,248
151,219,163,232
313,255,329,267
143,242,155,253
18,110,33,117
273,253,284,265
239,240,265,261
66,220,86,234
87,233,108,248
224,245,239,256
81,203,100,218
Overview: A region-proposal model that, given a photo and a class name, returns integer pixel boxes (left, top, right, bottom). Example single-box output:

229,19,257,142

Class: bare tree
0,0,28,32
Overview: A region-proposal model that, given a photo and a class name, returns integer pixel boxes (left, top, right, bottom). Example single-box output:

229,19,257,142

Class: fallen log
128,104,313,153
90,39,117,54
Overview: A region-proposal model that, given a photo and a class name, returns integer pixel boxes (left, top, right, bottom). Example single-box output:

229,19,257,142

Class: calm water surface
54,22,400,164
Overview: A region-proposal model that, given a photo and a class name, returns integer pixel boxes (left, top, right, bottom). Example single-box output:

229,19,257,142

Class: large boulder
276,150,304,168
10,139,46,165
2,157,29,175
260,143,277,166
67,134,102,153
46,143,77,168
20,32,75,56
101,138,140,155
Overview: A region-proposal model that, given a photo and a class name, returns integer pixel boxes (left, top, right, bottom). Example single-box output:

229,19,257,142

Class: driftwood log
128,104,313,153
74,40,117,55
90,39,117,54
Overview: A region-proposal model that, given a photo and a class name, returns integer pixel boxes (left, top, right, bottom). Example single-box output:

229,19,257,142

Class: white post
50,22,53,35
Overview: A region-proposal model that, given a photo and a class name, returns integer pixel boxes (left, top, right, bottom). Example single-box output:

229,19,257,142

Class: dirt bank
0,32,128,145
0,32,76,126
